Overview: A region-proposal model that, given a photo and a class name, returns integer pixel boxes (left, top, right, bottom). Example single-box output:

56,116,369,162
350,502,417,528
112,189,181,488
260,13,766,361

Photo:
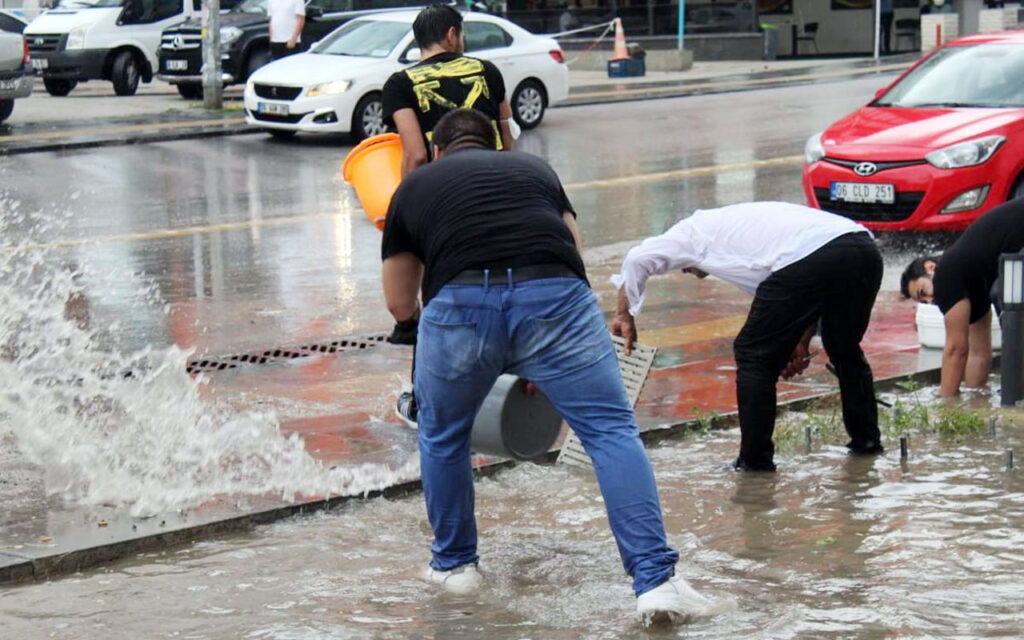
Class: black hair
412,4,463,50
432,108,494,152
900,255,940,298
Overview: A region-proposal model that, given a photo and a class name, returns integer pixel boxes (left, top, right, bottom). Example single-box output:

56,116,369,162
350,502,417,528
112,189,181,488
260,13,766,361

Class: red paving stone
198,275,928,469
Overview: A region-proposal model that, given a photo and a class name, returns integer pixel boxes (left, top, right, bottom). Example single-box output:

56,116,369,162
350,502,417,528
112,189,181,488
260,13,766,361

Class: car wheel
512,80,546,130
245,47,270,80
265,128,296,139
351,93,385,142
0,99,13,123
43,78,77,97
111,51,140,96
176,82,203,100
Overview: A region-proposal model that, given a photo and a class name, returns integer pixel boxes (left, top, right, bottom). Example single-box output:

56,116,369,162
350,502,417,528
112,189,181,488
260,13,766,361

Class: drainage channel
185,333,391,375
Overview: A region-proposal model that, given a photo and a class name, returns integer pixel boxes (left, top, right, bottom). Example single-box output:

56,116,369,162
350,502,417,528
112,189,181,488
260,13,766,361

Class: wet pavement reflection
2,423,1022,639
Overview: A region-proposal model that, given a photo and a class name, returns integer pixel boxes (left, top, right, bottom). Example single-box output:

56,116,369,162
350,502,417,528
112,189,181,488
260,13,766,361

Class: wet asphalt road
0,73,896,356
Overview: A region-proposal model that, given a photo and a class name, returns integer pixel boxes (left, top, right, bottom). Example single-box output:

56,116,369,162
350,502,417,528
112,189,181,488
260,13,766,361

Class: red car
803,32,1024,231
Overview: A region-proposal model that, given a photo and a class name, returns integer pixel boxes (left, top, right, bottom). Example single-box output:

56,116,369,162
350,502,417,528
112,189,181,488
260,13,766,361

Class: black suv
158,0,431,99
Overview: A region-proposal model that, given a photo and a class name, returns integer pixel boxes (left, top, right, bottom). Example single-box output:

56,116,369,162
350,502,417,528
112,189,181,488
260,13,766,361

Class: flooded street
3,419,1023,639
5,71,1023,638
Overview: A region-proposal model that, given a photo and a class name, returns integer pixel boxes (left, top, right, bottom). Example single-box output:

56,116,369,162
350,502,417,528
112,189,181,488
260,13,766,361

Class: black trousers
270,42,302,60
880,12,894,53
733,232,883,468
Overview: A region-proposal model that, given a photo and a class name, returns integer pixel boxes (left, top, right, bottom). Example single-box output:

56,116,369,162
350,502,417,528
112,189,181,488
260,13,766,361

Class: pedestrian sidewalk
0,54,916,155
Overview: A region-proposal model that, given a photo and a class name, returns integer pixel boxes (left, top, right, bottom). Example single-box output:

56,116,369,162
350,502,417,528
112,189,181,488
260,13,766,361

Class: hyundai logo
34,37,44,46
854,162,878,177
172,35,185,49
271,86,278,97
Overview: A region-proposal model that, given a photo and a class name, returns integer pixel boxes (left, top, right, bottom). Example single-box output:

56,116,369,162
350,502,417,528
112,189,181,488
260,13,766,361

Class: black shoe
732,456,777,473
396,391,418,427
847,440,884,456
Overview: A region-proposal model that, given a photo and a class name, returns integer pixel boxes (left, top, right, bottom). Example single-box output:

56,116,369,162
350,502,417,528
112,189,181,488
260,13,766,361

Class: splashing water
0,199,418,517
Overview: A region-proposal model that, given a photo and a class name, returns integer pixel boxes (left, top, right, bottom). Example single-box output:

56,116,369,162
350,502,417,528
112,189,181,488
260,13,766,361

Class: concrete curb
0,356,955,587
0,123,256,156
560,60,911,108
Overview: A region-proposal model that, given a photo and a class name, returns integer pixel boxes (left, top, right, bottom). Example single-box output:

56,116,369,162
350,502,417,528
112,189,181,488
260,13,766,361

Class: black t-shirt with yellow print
382,51,506,156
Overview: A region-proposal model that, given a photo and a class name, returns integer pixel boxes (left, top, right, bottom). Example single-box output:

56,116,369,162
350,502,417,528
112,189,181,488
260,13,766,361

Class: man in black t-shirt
900,198,1024,396
382,109,708,624
382,5,514,177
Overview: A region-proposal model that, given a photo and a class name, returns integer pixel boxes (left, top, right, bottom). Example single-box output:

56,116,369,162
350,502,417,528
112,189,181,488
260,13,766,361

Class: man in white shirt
267,0,305,60
611,202,884,471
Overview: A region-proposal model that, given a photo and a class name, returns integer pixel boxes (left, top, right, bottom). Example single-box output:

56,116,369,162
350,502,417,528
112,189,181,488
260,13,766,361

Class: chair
796,21,819,55
894,18,920,52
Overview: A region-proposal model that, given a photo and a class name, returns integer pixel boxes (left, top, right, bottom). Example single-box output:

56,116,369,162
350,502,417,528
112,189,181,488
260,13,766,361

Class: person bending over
613,202,884,472
900,198,1024,396
382,108,711,624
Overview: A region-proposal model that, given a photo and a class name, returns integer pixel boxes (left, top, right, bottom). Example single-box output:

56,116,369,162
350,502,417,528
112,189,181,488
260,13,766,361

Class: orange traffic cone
610,18,630,61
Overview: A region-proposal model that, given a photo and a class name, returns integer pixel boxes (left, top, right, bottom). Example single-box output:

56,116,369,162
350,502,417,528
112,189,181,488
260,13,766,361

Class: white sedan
244,10,569,140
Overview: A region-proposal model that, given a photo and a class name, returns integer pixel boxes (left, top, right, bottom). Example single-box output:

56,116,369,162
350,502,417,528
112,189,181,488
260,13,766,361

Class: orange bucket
342,133,403,231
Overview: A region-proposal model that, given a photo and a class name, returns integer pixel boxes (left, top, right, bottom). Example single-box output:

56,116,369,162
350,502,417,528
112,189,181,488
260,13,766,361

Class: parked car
803,32,1024,232
23,0,201,96
0,29,33,124
158,0,434,99
0,9,29,33
243,10,568,141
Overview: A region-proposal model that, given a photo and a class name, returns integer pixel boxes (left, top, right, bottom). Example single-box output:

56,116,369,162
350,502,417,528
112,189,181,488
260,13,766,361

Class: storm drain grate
186,333,391,375
557,336,657,470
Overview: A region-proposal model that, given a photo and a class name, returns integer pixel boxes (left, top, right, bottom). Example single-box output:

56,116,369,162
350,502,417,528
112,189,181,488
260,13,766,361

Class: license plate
830,182,895,204
31,58,47,70
165,59,188,71
0,78,16,90
257,102,289,116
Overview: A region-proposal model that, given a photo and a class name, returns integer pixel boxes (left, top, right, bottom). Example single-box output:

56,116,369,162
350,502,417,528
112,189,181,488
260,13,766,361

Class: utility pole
873,0,881,61
202,0,222,110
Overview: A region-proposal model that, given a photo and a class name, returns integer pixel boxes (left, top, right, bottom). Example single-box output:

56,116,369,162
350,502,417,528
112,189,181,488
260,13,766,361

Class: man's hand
286,38,297,49
612,313,638,355
781,323,817,380
781,344,814,380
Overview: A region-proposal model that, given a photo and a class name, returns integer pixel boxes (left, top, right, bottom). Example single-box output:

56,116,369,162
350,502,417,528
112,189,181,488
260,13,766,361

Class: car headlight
925,135,1005,169
306,80,351,97
220,26,242,47
805,132,825,164
65,26,87,50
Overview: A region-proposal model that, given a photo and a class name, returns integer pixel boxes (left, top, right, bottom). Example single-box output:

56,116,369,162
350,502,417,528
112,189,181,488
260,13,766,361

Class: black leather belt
447,263,579,286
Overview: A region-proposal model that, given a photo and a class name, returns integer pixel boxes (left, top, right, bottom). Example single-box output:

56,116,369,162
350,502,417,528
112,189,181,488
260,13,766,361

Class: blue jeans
414,275,679,596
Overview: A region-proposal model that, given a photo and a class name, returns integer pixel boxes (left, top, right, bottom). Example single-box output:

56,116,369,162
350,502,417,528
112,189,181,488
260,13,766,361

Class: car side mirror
402,47,420,63
306,5,323,19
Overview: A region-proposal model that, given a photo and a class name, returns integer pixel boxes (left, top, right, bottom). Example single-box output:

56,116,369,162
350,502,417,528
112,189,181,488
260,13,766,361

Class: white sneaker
424,564,482,595
636,576,713,626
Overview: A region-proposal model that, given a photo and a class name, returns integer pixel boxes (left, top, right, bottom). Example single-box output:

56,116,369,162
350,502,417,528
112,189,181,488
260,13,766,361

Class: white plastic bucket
915,303,1002,350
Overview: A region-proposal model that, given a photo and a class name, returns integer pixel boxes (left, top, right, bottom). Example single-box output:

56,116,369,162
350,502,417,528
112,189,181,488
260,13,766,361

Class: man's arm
940,298,972,397
288,14,305,49
393,109,429,176
965,307,993,388
611,287,638,354
611,221,700,317
498,99,514,151
382,253,423,322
